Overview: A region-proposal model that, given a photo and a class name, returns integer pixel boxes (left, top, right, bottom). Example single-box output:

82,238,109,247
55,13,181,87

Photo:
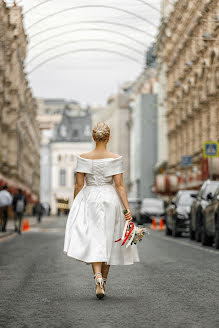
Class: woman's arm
113,173,132,221
74,172,85,199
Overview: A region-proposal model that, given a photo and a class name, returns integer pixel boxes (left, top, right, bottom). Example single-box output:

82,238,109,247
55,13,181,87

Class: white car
140,198,165,224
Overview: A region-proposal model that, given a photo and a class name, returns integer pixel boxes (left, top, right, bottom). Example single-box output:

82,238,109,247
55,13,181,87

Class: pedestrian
63,122,140,299
48,204,51,216
34,201,44,223
0,185,12,232
13,189,27,234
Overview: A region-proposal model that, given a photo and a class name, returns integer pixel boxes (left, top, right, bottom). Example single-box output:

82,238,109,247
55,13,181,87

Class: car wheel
165,222,171,236
189,220,195,240
215,216,219,249
201,218,213,246
172,220,179,237
195,213,202,242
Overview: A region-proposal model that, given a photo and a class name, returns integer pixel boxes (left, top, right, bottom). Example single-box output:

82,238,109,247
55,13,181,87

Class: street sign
203,142,219,158
181,156,192,167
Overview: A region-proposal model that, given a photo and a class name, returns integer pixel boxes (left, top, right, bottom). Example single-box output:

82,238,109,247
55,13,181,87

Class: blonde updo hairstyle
92,122,110,142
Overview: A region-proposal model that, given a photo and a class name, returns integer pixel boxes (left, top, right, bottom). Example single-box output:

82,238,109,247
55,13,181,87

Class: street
0,217,218,328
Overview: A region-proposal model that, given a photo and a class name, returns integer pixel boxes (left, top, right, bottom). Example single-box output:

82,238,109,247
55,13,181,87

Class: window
60,125,67,137
73,171,76,186
72,129,78,137
60,169,66,186
84,125,90,136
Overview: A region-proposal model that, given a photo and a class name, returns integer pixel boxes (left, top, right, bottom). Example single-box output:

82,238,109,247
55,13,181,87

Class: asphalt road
0,217,218,328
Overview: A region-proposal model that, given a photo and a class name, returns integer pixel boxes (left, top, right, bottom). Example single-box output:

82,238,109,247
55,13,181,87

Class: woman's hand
124,209,133,221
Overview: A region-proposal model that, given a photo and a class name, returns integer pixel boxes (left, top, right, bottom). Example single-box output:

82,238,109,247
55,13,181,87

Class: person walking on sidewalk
13,189,27,234
34,201,44,223
63,122,140,299
0,185,12,232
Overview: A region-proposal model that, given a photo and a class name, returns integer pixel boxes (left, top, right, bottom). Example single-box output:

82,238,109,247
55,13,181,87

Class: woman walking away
63,122,140,299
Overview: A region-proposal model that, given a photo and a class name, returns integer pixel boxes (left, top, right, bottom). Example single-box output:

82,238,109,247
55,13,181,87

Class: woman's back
79,151,121,160
76,155,124,186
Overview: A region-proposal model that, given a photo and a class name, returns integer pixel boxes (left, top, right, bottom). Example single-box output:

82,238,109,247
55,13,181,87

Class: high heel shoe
103,277,107,292
94,272,105,299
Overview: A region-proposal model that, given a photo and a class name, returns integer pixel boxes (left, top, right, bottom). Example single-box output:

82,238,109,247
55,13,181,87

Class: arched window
59,169,66,186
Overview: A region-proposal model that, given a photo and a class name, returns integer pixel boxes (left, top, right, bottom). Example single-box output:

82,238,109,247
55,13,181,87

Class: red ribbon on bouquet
114,221,134,246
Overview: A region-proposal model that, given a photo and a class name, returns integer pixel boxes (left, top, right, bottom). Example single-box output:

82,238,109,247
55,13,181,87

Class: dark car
190,180,219,242
139,198,165,224
165,190,197,237
202,185,219,248
128,198,142,223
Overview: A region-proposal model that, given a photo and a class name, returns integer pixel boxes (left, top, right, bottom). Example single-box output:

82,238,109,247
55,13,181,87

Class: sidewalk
0,216,57,239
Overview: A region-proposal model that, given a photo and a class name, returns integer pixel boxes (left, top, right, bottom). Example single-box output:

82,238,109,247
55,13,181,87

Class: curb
0,216,57,241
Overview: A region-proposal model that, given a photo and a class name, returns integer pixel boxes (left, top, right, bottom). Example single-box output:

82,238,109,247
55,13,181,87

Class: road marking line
151,232,219,255
0,233,17,242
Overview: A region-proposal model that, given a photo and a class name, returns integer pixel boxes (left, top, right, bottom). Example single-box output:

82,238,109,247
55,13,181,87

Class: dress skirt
63,184,140,265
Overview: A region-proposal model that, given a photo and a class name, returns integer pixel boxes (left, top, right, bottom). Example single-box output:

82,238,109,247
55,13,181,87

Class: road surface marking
151,231,219,255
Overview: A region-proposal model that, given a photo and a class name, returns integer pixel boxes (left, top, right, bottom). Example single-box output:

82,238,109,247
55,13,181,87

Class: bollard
159,218,164,230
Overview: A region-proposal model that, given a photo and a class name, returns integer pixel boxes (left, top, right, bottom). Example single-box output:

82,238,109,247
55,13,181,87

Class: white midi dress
63,155,140,265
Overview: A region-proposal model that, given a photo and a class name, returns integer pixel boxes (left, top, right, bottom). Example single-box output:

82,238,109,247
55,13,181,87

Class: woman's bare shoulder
79,151,121,159
79,152,90,159
109,152,121,159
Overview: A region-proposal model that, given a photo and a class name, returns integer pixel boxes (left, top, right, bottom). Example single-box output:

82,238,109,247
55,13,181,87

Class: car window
142,199,164,210
177,194,194,206
213,186,219,198
203,183,219,199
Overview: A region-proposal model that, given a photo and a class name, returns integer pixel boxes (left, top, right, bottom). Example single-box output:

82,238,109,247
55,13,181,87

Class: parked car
139,198,165,224
202,185,219,248
128,198,142,222
190,180,219,242
165,190,197,237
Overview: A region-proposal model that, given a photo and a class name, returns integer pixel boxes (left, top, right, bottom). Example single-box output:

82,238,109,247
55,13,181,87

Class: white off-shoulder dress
63,155,140,265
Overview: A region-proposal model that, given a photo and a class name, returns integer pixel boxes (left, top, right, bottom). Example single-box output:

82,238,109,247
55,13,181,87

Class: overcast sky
9,0,161,106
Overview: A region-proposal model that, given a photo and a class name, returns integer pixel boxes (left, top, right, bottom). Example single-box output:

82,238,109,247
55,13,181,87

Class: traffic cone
22,220,26,231
26,219,30,231
159,218,164,230
150,217,157,230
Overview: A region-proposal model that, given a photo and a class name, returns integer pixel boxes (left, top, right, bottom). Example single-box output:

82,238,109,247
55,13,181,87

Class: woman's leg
101,263,110,279
92,262,103,278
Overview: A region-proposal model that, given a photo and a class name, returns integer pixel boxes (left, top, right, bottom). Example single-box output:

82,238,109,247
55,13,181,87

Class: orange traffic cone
150,217,157,230
26,219,30,231
22,220,26,231
159,218,164,230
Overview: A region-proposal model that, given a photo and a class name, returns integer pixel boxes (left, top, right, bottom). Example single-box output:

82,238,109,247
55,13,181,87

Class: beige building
157,0,219,190
91,84,132,190
0,1,40,207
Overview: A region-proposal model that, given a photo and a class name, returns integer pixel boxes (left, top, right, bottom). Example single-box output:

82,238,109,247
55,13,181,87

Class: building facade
129,53,158,198
157,0,219,191
0,1,40,210
91,85,132,190
50,108,93,214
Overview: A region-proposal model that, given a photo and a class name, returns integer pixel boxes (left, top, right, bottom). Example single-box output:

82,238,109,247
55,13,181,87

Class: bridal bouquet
114,209,149,248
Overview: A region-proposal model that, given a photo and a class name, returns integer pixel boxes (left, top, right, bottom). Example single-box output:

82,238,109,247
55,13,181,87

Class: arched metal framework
26,4,158,31
29,20,154,40
24,0,159,15
29,27,147,51
28,48,143,74
27,38,144,65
